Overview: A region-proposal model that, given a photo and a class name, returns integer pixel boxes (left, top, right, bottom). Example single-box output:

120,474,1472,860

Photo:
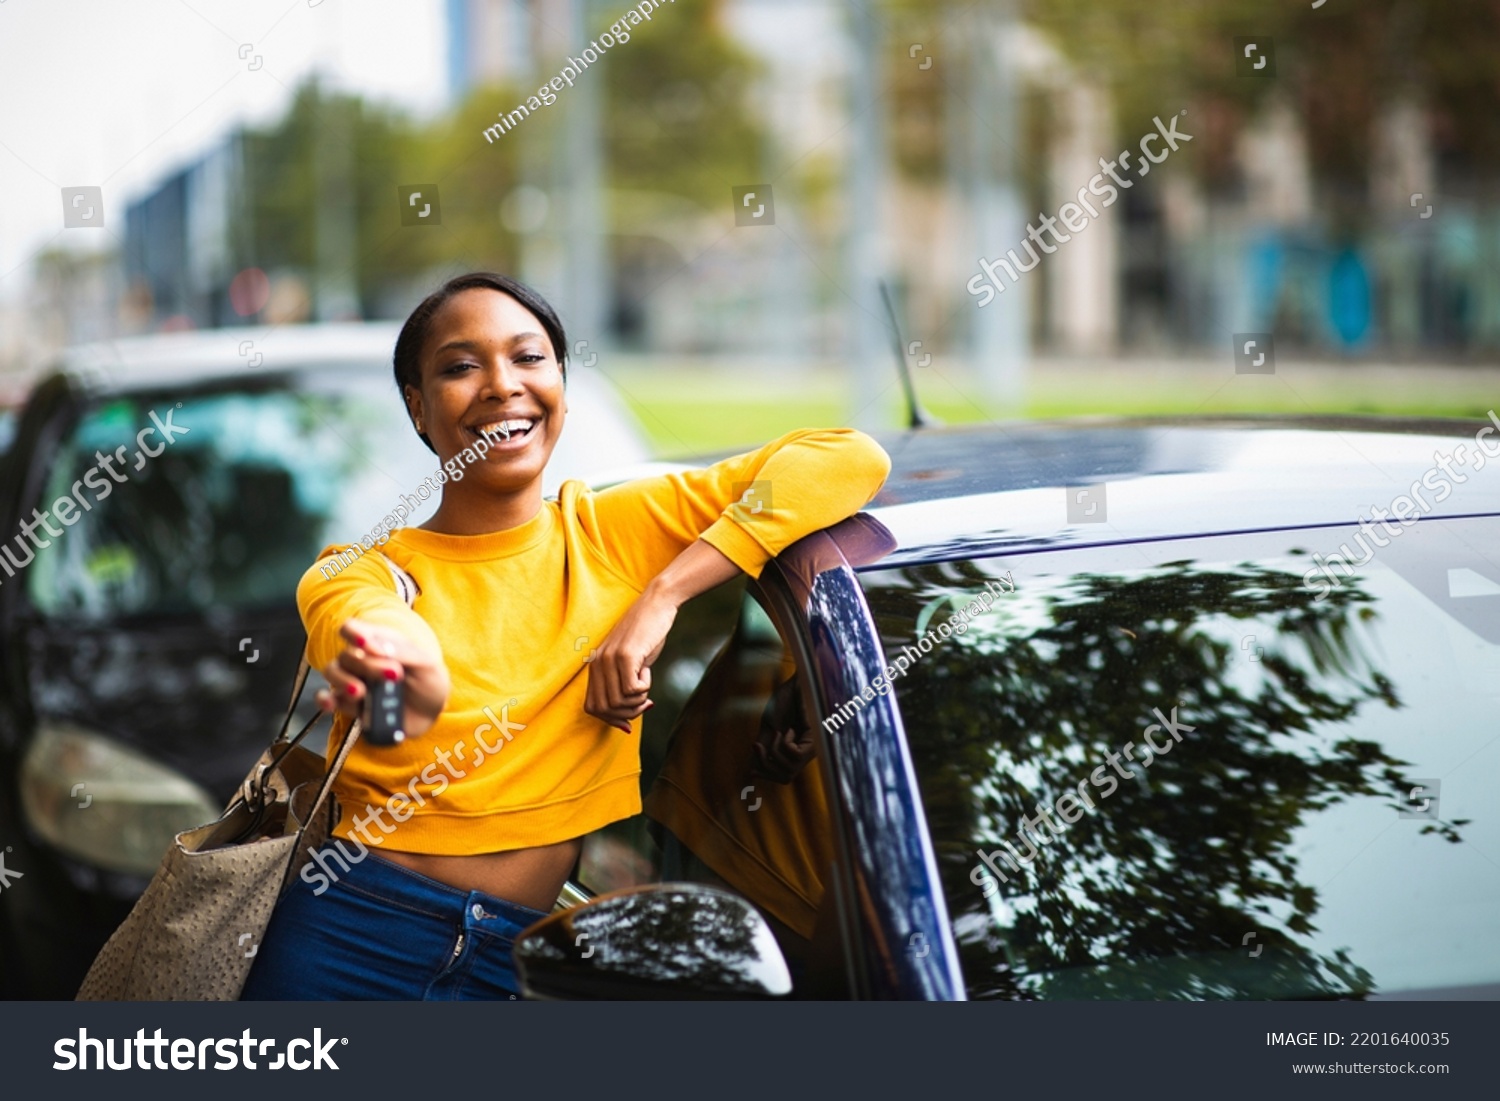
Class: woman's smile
466,413,542,451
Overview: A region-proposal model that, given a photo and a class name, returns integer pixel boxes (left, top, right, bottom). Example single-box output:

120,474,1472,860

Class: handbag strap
383,552,421,604
274,662,312,742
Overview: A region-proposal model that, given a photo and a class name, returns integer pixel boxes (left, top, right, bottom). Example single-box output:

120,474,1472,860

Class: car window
0,406,16,460
859,517,1500,1000
23,370,438,620
578,580,850,997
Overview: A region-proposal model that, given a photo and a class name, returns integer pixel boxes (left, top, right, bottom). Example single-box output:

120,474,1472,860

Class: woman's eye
516,353,546,364
444,362,477,374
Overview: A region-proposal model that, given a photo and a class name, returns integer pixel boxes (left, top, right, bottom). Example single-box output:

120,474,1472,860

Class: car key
362,674,406,746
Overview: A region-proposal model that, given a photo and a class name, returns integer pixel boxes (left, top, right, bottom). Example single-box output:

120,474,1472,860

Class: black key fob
363,675,406,747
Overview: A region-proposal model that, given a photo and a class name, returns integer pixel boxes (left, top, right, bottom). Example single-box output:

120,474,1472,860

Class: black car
0,324,651,998
521,415,1500,1000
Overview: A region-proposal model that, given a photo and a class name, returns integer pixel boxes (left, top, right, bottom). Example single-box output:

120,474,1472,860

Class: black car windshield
859,516,1500,1000
25,367,438,619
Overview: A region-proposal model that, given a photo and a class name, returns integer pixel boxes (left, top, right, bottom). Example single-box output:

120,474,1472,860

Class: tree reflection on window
865,561,1470,1000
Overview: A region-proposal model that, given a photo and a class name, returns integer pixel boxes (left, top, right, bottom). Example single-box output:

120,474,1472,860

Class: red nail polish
644,701,655,710
354,635,367,648
383,668,399,682
346,683,360,696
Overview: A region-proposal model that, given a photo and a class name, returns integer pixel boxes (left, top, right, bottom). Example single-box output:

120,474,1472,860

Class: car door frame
756,513,965,1001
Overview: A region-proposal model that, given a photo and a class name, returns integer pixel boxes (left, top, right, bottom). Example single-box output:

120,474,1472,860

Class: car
0,322,652,999
0,383,21,461
517,415,1500,1001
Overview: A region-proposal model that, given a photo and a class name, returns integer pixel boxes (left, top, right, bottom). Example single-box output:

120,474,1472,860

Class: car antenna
878,279,941,429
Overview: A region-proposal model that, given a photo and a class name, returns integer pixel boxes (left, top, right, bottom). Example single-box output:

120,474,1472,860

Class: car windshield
26,366,439,619
859,517,1500,1000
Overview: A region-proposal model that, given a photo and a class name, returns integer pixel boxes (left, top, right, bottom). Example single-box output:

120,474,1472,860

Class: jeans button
471,902,484,921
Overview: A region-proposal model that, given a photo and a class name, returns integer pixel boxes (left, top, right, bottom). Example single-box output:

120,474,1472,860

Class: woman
241,272,890,1000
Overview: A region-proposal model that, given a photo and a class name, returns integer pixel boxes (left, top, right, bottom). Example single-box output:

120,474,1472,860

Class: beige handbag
76,555,418,1001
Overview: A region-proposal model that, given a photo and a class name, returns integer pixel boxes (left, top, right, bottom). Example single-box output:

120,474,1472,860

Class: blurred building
446,0,536,103
121,137,247,331
14,250,124,372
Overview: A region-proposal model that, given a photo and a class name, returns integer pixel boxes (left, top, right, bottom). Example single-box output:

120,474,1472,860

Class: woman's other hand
316,617,451,740
752,726,817,784
586,540,741,733
584,587,679,733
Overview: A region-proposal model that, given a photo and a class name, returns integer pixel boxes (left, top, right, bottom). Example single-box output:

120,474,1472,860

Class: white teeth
476,419,534,441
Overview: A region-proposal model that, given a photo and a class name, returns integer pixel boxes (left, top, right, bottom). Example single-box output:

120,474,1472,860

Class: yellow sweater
297,428,891,854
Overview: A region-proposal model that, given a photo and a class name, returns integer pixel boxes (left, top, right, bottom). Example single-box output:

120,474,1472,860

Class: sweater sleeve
295,546,444,671
580,428,891,589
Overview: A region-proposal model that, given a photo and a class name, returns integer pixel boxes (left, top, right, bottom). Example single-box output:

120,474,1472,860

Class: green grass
606,362,1500,455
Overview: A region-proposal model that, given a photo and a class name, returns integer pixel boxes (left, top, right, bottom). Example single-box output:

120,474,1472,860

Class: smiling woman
240,271,892,1001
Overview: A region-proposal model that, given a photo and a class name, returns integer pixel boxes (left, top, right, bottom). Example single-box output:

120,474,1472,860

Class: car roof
50,322,403,394
863,416,1500,568
37,322,656,486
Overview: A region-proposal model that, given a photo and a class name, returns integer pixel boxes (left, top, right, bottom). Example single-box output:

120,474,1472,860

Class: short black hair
392,272,568,454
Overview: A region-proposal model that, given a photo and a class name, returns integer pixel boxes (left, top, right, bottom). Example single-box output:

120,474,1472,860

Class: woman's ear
403,385,425,434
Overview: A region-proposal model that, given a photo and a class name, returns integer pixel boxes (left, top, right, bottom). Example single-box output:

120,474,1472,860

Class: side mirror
514,883,793,1000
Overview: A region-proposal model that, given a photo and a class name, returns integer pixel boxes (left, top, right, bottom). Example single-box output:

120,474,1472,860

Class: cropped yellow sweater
297,428,891,854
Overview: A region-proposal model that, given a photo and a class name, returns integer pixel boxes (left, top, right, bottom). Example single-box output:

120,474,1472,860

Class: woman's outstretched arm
296,550,451,738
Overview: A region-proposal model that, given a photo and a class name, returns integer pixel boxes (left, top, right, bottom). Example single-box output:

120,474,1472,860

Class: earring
416,420,425,433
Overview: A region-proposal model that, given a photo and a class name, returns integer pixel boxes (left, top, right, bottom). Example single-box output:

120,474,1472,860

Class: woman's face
404,288,567,495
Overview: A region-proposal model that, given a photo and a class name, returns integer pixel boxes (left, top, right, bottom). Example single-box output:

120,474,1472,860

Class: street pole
843,0,891,430
957,0,1028,411
557,0,609,357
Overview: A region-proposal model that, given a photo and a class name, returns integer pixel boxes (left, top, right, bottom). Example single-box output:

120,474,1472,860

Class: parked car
519,415,1500,1000
0,323,652,998
0,386,20,460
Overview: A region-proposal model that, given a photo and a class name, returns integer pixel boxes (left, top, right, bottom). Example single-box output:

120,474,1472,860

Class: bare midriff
377,837,583,913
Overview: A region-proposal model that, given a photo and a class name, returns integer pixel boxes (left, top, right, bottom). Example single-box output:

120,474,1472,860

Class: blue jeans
242,847,552,1000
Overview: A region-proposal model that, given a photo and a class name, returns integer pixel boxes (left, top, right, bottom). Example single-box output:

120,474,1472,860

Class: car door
860,518,1500,1000
565,515,964,1000
765,516,966,1000
568,572,859,998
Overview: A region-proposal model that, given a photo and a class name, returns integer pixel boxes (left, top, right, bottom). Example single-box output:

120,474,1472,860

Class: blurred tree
240,78,533,319
881,0,1500,201
1017,0,1500,194
237,1,765,321
599,0,765,208
379,85,529,284
242,81,417,316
